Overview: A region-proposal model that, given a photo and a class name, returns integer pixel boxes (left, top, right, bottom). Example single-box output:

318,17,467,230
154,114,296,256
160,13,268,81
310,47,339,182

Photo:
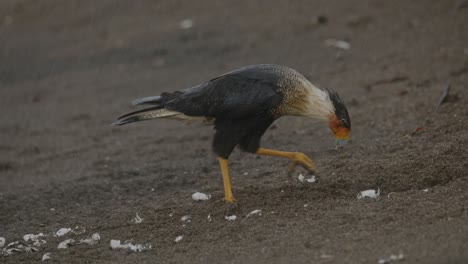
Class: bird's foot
287,152,316,174
224,194,237,203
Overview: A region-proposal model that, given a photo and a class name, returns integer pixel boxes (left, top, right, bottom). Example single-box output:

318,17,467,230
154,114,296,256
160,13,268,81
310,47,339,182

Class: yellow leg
256,148,316,173
218,158,236,203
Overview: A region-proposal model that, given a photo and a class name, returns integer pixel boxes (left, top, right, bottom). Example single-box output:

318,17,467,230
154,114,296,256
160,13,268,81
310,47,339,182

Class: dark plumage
114,64,351,202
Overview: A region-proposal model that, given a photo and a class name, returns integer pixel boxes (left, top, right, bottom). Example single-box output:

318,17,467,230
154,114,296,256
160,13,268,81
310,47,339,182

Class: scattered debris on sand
298,174,317,183
110,239,151,252
325,39,351,50
79,233,101,246
55,228,72,237
57,239,75,249
436,83,451,112
378,253,404,263
180,215,191,223
1,241,38,256
179,19,194,29
72,226,86,235
42,252,51,261
131,213,144,224
225,215,237,221
23,233,47,247
357,189,380,199
192,192,212,201
247,210,262,217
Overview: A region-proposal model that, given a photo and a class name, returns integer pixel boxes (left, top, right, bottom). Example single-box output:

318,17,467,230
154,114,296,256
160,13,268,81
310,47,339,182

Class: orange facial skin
329,115,350,140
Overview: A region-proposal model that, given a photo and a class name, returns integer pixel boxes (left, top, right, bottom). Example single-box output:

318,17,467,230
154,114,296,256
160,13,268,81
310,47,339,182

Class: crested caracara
113,64,351,203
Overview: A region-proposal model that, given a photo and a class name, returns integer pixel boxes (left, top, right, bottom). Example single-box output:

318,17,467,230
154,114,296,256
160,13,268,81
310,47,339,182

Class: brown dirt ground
1,0,468,263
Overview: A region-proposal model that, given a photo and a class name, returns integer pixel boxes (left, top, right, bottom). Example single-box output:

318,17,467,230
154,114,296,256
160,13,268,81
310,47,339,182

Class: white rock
247,210,262,217
57,239,75,249
180,215,191,222
357,188,380,199
110,239,121,249
55,228,72,237
42,252,51,261
225,215,237,221
0,237,5,247
131,213,144,224
325,39,351,50
174,236,183,243
192,192,212,201
110,239,151,252
179,19,194,29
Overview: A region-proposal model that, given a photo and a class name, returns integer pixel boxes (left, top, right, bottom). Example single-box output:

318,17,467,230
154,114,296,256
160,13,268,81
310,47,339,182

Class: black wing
164,68,284,120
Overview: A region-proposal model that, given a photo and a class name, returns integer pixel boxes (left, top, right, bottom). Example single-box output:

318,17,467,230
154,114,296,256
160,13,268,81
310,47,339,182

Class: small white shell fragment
247,210,262,217
174,236,183,243
357,188,380,199
179,19,194,29
325,39,351,50
306,175,317,183
225,215,237,221
55,228,72,237
23,233,44,242
423,188,429,192
378,253,404,263
298,174,317,183
72,226,86,235
131,213,144,224
298,174,305,182
110,239,151,252
180,215,191,222
192,192,212,201
23,233,46,247
92,233,100,241
207,214,212,222
79,233,101,245
0,237,5,247
42,252,51,261
57,239,75,249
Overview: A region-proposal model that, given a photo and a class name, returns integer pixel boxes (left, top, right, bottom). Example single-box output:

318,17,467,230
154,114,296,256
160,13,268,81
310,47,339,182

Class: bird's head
327,91,351,147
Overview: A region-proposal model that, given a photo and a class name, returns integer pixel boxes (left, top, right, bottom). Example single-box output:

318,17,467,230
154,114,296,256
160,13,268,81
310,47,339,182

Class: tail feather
112,106,180,126
114,91,186,126
132,96,162,106
132,91,184,106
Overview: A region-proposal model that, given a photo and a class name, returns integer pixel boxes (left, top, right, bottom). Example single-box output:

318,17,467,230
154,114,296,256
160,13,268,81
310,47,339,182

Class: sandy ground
1,0,468,263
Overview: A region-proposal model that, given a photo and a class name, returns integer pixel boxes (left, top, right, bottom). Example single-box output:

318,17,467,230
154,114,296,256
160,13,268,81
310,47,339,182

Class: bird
113,64,351,203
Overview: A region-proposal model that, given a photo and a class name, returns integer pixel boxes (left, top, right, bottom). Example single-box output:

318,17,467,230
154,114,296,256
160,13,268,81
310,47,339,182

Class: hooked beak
329,114,350,149
332,126,350,149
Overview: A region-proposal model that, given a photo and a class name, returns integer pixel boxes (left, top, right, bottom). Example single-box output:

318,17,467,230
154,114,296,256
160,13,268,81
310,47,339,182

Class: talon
224,196,237,203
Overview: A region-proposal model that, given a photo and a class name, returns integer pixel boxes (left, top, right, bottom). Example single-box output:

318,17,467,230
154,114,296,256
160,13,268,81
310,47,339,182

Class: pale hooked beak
335,139,348,149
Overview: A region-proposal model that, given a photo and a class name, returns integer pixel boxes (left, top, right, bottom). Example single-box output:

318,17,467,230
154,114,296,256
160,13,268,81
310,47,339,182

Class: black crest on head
328,90,351,129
